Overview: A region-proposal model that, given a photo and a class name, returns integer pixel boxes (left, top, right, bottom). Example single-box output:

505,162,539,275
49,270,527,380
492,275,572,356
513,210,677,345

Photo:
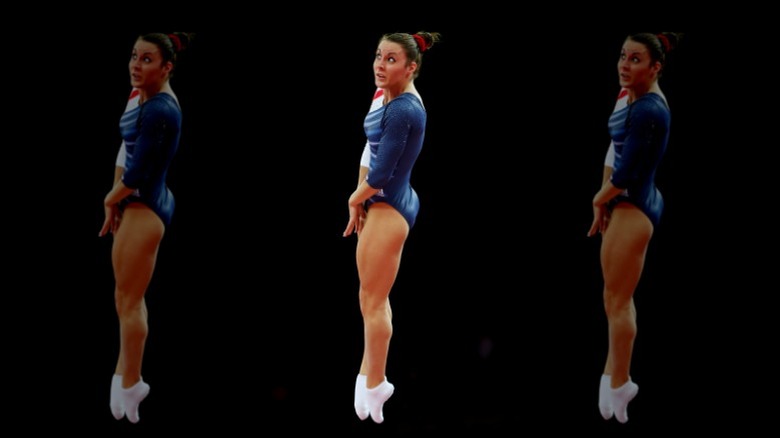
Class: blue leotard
117,90,182,226
364,92,426,229
608,92,670,227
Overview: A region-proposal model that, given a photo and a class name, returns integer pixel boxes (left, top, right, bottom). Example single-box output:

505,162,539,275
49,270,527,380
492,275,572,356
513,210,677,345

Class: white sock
110,374,125,420
121,379,150,424
354,374,369,420
598,374,613,420
611,379,638,424
365,379,394,424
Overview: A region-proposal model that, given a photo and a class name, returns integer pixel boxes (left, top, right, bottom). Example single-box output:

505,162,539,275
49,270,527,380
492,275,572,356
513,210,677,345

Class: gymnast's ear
651,60,662,76
407,61,417,77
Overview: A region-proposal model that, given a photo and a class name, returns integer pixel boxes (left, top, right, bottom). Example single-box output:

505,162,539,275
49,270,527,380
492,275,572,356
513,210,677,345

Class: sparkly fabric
363,92,426,228
117,90,181,226
608,92,670,227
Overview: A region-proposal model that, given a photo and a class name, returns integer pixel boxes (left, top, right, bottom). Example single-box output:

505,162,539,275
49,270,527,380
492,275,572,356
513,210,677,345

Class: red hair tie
168,34,182,52
657,34,670,53
412,34,427,52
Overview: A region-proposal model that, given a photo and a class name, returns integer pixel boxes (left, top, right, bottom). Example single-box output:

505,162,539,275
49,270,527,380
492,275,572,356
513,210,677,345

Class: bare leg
111,204,164,421
354,203,408,423
600,203,652,422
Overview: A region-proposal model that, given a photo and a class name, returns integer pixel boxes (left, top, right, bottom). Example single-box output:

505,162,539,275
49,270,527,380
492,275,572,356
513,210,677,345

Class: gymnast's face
129,39,172,92
374,40,416,91
617,39,661,90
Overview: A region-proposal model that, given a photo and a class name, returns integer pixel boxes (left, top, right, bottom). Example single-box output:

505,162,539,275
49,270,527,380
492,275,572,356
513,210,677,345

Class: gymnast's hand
100,204,122,237
588,204,610,237
343,203,366,237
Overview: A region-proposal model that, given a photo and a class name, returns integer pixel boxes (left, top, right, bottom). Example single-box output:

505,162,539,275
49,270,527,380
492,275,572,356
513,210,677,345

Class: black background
9,15,765,434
